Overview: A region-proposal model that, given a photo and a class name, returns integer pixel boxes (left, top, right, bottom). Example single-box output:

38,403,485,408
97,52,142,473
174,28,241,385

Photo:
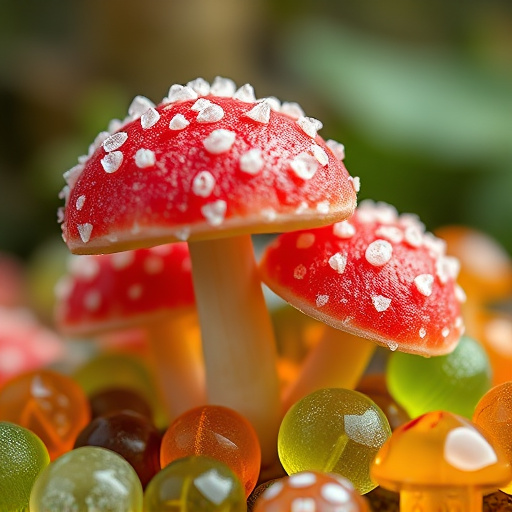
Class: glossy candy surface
74,410,161,488
278,388,391,494
160,405,261,497
30,446,143,511
0,422,50,512
144,455,246,512
473,382,512,494
89,387,153,420
387,335,492,419
253,471,369,512
0,369,90,459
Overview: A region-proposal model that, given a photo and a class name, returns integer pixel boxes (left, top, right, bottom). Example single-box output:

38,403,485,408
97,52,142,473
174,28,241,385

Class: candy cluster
1,77,512,512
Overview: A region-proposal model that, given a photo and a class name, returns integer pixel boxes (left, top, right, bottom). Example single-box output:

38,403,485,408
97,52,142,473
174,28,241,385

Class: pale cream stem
189,234,281,467
283,326,376,412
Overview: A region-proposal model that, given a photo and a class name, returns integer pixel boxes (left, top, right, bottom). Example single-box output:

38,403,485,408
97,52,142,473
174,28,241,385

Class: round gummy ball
387,335,492,419
30,446,143,511
278,388,391,494
144,455,246,512
0,421,50,512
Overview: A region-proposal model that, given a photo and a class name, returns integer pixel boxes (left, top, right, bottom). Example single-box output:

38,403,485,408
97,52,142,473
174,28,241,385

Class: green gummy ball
0,421,50,512
387,335,492,419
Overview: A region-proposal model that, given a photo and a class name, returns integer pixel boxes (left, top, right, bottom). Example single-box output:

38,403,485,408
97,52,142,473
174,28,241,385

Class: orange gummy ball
0,369,90,460
160,405,261,497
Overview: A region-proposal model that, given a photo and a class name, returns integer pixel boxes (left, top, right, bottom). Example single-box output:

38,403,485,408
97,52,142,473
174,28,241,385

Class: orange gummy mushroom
57,76,358,465
371,411,512,512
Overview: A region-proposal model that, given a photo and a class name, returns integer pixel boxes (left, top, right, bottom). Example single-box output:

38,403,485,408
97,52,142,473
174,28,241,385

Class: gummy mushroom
58,76,358,464
371,411,512,512
259,200,466,410
54,244,204,419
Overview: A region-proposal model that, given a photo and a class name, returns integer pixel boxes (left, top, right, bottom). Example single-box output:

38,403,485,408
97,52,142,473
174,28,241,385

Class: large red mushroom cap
59,77,357,253
260,200,466,356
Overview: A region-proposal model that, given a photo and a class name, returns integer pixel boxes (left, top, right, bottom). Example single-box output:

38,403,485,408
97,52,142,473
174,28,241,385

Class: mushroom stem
189,234,281,467
399,488,482,512
283,327,375,412
147,313,206,420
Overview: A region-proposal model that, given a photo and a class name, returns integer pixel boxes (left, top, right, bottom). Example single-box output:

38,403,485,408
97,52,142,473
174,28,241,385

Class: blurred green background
1,0,511,263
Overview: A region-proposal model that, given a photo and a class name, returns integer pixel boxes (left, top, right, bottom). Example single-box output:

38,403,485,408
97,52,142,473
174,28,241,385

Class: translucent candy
278,388,391,494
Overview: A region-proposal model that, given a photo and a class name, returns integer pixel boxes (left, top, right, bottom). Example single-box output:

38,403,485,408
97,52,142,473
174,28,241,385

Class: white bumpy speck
365,240,393,266
294,264,307,279
328,252,347,274
187,78,210,96
245,101,271,124
375,226,403,244
169,114,190,130
326,139,345,160
297,116,323,138
233,84,256,102
311,144,329,166
333,221,355,238
210,76,236,97
372,295,391,312
201,200,227,226
349,176,361,193
240,149,264,174
281,102,305,119
134,149,156,168
192,171,216,197
103,132,128,153
76,195,86,211
203,129,236,154
101,151,124,173
191,98,212,112
141,107,160,129
290,153,319,180
77,223,93,243
63,164,84,188
167,84,198,103
316,295,329,307
197,104,224,123
321,483,351,504
128,96,155,118
414,274,434,297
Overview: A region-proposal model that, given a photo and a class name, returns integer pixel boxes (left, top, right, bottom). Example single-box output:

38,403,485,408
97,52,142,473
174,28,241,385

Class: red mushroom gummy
260,200,466,406
58,76,358,465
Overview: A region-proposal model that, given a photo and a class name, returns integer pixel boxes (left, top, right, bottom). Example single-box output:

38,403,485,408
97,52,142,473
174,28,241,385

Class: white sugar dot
321,483,350,504
297,116,323,138
311,144,329,166
262,481,284,501
296,233,315,249
404,225,423,247
141,107,160,129
372,295,391,312
111,252,135,270
101,151,123,173
349,176,361,193
294,264,307,279
103,132,128,153
333,221,355,238
187,78,210,97
291,498,316,512
444,427,497,471
63,164,84,188
76,195,86,211
326,139,345,160
144,255,164,274
128,96,155,117
316,295,329,307
290,153,319,180
210,76,236,97
414,274,434,297
442,327,450,338
134,148,156,168
77,223,93,243
436,256,461,284
455,284,467,303
316,201,330,214
280,102,305,119
419,327,427,338
84,290,101,311
203,129,236,154
328,253,347,274
233,84,256,102
167,84,198,103
175,228,191,241
288,472,317,488
191,98,212,112
261,208,277,222
375,226,403,244
264,96,281,111
197,104,224,123
169,114,190,130
245,101,271,124
128,284,143,300
192,171,216,198
240,149,264,175
365,240,393,266
201,200,227,226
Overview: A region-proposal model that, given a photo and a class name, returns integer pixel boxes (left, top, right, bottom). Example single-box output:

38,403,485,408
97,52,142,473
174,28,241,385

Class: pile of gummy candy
2,77,512,512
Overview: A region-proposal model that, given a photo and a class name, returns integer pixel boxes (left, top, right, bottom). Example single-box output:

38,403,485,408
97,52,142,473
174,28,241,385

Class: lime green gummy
387,335,492,420
0,421,50,512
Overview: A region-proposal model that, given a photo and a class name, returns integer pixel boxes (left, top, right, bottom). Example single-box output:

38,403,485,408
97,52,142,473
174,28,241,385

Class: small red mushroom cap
54,243,194,336
59,77,357,254
259,200,466,356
